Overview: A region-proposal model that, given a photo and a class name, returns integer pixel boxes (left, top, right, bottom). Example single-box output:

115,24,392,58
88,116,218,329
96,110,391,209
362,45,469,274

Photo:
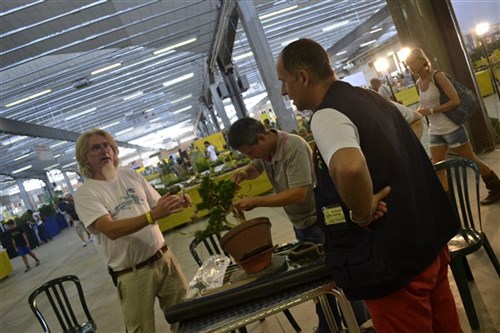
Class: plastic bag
185,255,231,299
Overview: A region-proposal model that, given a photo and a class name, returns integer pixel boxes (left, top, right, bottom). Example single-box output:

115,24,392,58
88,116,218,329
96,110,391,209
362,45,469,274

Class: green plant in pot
193,176,274,273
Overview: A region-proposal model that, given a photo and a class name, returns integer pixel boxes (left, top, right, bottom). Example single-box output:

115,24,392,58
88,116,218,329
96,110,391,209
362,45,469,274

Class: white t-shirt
378,84,392,100
310,108,360,168
206,145,217,161
391,101,416,125
75,168,165,270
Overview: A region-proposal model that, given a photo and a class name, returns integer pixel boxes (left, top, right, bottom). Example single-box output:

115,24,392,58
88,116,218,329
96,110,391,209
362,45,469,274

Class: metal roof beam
0,117,148,152
327,5,390,57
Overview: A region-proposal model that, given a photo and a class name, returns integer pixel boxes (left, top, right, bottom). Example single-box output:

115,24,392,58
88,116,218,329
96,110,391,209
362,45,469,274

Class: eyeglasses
89,142,113,153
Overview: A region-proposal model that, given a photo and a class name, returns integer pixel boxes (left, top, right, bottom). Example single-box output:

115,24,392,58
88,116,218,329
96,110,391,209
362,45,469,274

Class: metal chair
434,158,500,330
28,275,96,333
189,233,302,332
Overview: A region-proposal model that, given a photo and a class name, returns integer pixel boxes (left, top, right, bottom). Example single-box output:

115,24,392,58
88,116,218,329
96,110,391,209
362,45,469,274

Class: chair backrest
434,158,482,232
28,275,96,333
189,232,231,266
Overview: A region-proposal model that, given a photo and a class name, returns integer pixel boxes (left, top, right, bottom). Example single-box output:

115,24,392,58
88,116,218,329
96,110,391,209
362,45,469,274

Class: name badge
322,205,347,225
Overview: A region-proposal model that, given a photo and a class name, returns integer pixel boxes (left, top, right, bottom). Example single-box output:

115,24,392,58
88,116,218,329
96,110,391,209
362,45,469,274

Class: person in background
5,219,40,272
369,77,395,102
406,47,500,205
277,38,461,333
227,117,370,330
74,128,190,333
204,141,218,162
26,209,51,244
390,101,424,139
57,197,73,227
65,193,93,247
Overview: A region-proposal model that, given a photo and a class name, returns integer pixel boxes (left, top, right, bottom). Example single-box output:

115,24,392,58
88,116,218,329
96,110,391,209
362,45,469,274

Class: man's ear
257,133,266,142
298,69,310,86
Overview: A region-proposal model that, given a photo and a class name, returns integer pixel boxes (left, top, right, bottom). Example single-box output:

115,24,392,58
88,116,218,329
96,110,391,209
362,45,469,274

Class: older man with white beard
74,128,190,333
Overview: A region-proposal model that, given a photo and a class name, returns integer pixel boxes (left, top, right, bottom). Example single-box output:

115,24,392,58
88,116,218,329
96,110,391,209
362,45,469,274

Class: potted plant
193,176,274,273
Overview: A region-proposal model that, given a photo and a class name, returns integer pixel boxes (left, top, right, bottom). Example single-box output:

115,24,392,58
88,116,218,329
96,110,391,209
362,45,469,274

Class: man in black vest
277,39,461,333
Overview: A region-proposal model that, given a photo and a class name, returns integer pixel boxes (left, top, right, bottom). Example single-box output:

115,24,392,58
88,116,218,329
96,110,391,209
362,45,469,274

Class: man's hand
151,194,185,220
231,169,247,184
233,197,259,211
371,186,391,221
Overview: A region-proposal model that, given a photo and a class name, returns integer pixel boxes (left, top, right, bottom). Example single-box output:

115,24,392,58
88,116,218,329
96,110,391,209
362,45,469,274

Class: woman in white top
406,48,499,205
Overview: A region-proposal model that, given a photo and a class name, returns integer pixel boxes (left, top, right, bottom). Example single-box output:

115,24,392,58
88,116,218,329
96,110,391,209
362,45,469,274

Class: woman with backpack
406,48,499,205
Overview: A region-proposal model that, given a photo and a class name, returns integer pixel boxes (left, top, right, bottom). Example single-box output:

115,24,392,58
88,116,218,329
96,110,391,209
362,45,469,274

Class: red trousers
365,247,461,333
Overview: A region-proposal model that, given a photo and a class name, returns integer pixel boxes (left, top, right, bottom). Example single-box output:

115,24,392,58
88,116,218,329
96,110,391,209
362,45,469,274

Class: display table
158,171,273,232
166,250,359,333
0,250,13,279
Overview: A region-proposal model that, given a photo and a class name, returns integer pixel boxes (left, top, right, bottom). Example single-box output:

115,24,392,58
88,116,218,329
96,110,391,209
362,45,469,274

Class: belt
114,245,168,278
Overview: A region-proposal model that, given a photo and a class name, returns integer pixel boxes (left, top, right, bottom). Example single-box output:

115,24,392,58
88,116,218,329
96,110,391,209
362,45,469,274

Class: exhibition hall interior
1,1,499,332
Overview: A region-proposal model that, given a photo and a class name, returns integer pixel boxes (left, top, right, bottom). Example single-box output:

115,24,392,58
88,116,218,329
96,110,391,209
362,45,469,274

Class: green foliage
193,176,240,240
194,158,210,173
14,212,31,226
38,203,56,217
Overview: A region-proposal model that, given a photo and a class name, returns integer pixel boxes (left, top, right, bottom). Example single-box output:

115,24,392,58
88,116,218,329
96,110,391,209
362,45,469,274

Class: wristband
429,108,434,114
146,211,154,225
349,210,372,226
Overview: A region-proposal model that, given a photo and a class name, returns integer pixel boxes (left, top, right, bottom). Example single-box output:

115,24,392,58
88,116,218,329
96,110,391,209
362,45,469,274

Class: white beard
102,163,117,180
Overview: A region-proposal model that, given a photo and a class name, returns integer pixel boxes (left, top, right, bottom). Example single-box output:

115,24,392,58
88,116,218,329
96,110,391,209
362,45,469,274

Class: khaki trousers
117,250,187,333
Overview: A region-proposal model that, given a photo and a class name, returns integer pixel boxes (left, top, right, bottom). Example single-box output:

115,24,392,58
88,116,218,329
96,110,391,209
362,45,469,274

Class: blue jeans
294,223,325,244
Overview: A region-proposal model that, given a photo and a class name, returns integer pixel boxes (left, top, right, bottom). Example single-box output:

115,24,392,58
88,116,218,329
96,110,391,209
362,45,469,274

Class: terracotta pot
238,246,275,273
220,217,273,263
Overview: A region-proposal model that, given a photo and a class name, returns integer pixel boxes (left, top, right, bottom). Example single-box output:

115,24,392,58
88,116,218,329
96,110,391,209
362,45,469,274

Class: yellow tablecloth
0,250,13,279
158,171,273,232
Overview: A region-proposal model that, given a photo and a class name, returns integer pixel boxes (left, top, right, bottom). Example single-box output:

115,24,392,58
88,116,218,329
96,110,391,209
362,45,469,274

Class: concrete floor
1,96,499,333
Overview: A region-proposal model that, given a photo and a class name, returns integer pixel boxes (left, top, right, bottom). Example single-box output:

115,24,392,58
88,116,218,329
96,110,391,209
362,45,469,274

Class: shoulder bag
432,71,479,125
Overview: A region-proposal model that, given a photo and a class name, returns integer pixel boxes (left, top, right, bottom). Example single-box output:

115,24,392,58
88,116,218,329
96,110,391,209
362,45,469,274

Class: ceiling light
162,73,194,87
144,108,154,113
44,163,60,171
370,28,383,34
65,107,96,121
172,105,192,113
123,91,143,101
115,127,134,136
386,51,394,57
12,165,32,174
336,51,347,56
360,39,377,47
14,153,31,161
63,161,77,168
1,135,27,146
153,37,197,56
259,5,298,20
101,121,120,129
149,117,162,123
397,48,411,62
322,20,350,32
374,58,389,72
50,141,67,149
233,52,253,61
5,89,52,107
91,62,122,76
280,38,298,46
171,94,192,104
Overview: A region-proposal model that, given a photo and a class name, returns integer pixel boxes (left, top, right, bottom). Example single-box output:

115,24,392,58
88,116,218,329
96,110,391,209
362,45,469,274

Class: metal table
176,278,360,333
166,245,361,333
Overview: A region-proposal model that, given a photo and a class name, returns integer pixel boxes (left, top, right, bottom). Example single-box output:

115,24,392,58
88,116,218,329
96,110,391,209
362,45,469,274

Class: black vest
313,81,459,300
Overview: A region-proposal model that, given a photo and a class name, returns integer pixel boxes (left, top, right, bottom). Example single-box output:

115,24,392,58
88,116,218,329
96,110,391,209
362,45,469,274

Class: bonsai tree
193,176,245,240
